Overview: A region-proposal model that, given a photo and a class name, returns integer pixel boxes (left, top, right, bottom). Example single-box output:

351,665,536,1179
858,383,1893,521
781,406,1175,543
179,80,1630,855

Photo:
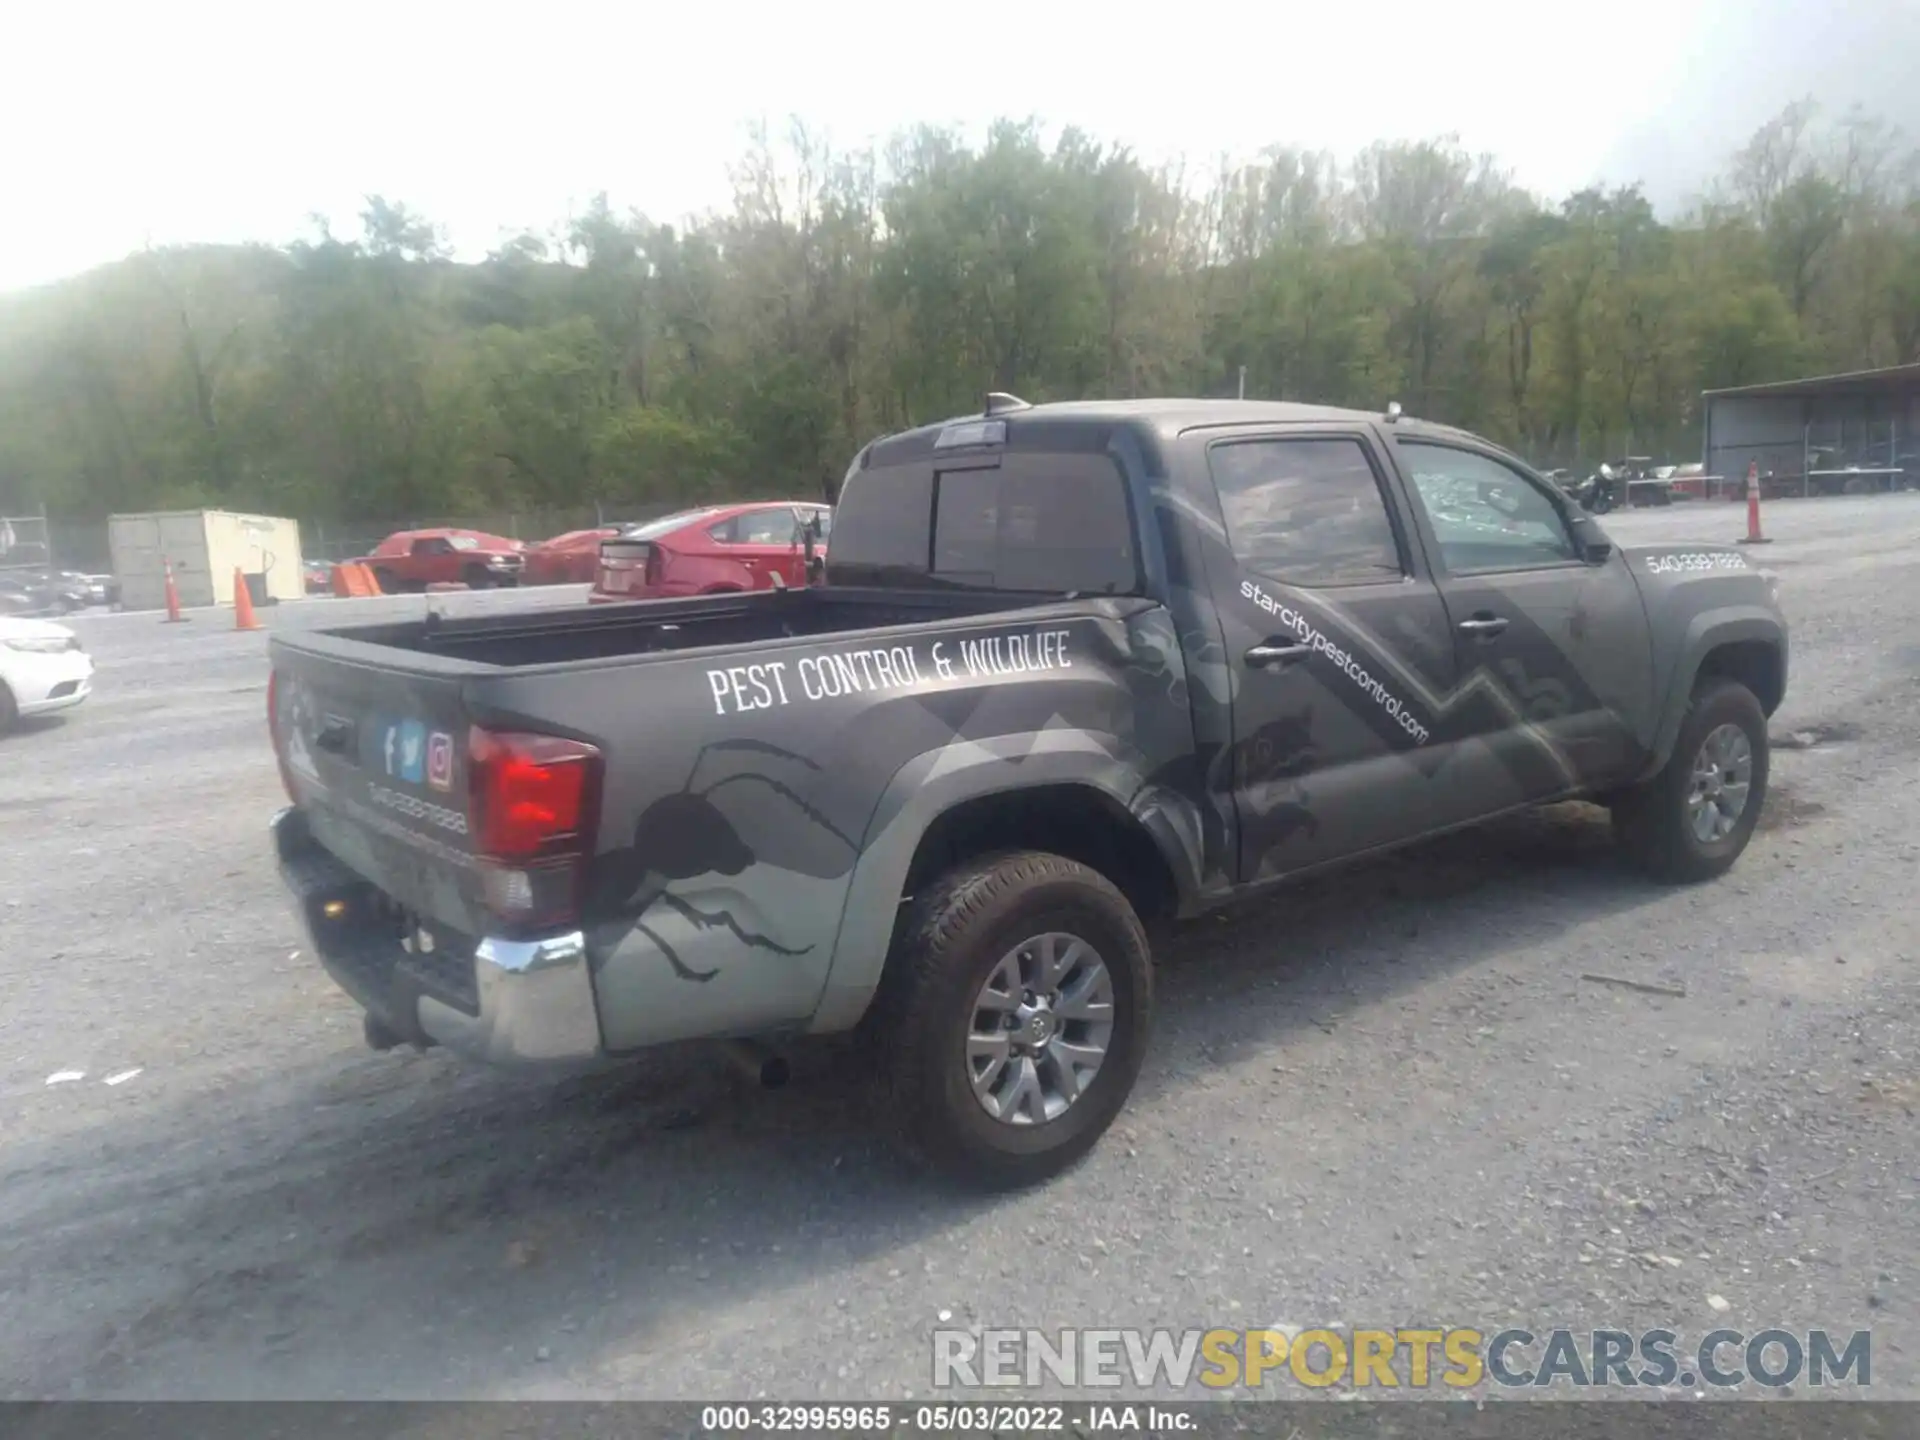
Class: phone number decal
1643,551,1751,575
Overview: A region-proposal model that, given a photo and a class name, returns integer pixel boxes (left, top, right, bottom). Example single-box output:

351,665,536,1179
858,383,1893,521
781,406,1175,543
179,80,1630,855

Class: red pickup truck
360,529,526,593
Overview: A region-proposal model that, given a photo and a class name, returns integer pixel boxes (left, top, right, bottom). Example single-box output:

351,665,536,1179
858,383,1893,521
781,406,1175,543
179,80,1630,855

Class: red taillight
467,728,601,860
468,728,602,930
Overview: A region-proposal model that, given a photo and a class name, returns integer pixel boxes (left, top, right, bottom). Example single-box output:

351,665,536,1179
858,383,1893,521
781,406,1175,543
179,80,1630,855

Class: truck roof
864,397,1480,465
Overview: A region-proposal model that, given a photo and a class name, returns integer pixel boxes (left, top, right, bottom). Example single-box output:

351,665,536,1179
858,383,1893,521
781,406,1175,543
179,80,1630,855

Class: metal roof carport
1702,363,1920,499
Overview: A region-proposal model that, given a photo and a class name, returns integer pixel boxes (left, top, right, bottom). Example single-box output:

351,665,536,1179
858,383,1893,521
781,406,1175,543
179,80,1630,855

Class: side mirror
1572,513,1612,563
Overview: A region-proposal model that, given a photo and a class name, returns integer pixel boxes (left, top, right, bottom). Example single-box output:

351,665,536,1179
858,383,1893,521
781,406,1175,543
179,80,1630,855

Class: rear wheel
1612,677,1768,883
871,851,1152,1189
372,567,397,595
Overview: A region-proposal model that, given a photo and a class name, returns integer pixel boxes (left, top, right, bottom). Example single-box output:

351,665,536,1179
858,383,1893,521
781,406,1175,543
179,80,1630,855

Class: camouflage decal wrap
446,599,1196,1052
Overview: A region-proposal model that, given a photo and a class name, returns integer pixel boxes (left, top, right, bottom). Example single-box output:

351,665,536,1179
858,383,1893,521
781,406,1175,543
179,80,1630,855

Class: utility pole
1237,366,1247,400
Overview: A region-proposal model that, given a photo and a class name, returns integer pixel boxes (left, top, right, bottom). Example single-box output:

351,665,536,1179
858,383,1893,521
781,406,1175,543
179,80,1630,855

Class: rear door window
741,508,804,545
1207,436,1406,587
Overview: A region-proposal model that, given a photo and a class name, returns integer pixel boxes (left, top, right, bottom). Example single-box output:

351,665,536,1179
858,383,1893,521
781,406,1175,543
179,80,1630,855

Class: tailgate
271,638,484,935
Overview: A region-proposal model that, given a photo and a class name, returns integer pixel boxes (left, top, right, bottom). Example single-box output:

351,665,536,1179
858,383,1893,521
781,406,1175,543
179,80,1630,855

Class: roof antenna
1385,400,1403,424
984,392,1031,417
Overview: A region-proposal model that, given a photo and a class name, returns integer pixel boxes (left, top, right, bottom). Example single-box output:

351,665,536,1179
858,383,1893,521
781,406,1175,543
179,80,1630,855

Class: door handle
1458,615,1509,638
1245,642,1313,668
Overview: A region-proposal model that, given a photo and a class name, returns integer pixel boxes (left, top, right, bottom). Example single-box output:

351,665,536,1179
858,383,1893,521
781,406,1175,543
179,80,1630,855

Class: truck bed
267,580,1140,964
305,586,1046,670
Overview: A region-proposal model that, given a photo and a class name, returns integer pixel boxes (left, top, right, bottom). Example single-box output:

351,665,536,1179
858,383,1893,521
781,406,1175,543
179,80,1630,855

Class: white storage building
107,510,305,612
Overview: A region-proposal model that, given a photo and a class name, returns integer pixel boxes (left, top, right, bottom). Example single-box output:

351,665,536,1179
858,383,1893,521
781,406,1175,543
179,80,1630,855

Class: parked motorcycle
1560,465,1617,514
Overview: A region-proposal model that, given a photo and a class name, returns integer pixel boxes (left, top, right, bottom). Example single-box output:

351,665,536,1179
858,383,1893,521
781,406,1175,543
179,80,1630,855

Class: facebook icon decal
381,719,428,784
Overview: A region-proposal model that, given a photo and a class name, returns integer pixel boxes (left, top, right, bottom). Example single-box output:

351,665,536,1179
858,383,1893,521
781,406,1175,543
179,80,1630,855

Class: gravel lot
3,498,1917,1404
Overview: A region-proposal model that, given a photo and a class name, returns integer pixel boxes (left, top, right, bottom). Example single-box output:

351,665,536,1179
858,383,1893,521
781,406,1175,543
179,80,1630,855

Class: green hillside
3,105,1916,525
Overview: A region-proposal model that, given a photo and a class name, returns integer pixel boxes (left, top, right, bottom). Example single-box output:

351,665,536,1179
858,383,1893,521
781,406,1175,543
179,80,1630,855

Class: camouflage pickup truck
267,396,1788,1187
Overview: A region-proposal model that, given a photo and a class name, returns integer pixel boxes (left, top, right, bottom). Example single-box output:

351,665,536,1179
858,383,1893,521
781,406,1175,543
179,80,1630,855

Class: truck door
410,535,454,584
1387,438,1654,806
1201,429,1463,883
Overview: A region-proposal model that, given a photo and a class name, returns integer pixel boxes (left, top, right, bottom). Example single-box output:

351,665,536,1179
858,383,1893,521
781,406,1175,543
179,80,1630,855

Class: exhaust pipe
719,1039,790,1089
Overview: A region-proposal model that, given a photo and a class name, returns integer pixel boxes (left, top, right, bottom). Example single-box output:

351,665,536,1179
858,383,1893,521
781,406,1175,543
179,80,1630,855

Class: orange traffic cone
161,558,188,622
232,568,263,630
1738,461,1771,545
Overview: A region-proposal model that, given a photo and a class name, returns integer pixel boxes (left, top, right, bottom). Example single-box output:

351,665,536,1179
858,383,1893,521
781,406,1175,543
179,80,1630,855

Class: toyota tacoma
268,396,1788,1187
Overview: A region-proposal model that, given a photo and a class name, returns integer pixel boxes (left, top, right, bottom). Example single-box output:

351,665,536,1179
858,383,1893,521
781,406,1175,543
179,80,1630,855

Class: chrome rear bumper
271,806,602,1066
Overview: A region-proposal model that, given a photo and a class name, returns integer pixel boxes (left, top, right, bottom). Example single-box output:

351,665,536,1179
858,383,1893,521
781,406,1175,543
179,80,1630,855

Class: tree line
2,100,1917,525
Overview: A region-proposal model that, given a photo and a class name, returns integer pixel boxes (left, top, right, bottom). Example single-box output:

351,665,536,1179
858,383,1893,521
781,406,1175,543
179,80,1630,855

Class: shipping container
107,510,305,612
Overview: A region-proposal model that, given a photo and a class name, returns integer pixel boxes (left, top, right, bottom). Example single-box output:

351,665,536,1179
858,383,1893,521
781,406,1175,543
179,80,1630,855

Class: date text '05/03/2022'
705,628,1075,716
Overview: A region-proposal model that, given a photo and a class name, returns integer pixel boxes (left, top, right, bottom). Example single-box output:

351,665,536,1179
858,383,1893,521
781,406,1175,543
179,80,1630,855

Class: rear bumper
272,806,602,1066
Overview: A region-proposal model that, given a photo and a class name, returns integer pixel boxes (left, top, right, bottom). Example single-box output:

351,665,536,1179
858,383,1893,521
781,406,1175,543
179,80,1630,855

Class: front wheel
0,682,17,736
1612,678,1769,883
462,563,492,589
871,851,1152,1190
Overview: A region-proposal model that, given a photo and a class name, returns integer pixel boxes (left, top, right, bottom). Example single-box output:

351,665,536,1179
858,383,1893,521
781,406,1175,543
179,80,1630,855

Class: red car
590,502,831,603
360,529,526,592
522,527,621,586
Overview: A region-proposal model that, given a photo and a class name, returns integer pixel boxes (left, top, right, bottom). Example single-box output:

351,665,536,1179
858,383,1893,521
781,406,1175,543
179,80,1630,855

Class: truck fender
1635,604,1786,784
804,732,1197,1035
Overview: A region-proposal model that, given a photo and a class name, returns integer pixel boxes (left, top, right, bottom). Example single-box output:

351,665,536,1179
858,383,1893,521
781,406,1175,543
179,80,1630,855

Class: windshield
447,536,480,550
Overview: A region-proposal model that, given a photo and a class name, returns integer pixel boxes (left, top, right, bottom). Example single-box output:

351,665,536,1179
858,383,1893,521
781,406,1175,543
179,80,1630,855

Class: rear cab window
828,429,1140,594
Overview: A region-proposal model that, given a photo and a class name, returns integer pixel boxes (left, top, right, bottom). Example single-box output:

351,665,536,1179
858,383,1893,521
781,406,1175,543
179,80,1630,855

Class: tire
870,851,1152,1190
463,563,491,590
373,567,397,595
1612,677,1769,884
0,682,16,736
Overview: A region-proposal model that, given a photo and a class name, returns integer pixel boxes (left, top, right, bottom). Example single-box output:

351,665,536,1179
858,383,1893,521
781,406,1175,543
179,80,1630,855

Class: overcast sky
5,0,1916,295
